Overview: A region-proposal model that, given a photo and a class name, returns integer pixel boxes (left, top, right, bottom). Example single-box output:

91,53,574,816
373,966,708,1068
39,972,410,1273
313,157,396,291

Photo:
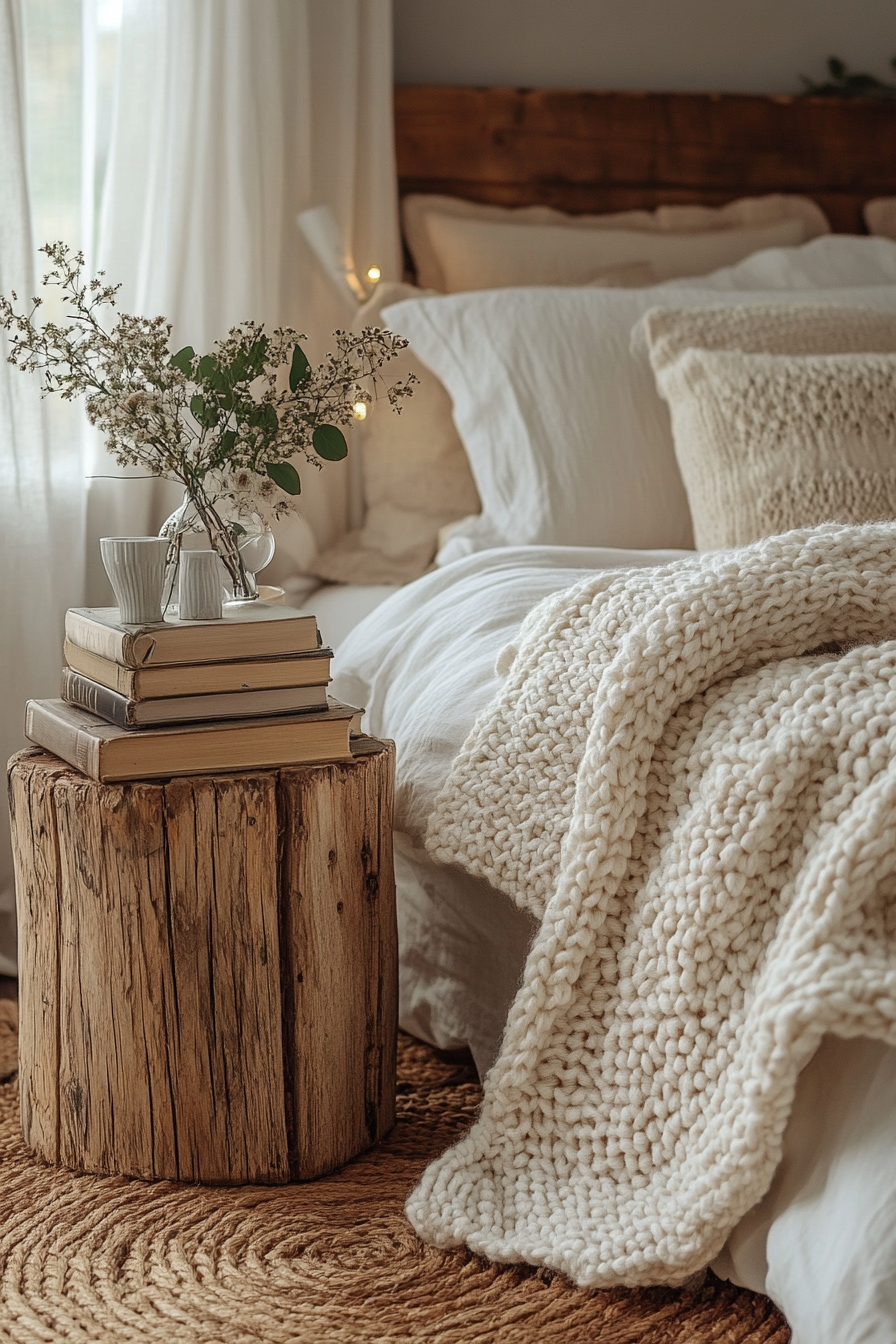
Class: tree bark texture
7,742,397,1185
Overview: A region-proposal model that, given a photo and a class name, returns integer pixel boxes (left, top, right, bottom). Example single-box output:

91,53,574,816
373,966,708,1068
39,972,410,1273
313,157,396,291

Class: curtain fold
0,0,86,974
87,0,400,598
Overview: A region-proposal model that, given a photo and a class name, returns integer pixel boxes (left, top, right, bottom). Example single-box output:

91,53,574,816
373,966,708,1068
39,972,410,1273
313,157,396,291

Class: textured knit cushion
643,305,896,550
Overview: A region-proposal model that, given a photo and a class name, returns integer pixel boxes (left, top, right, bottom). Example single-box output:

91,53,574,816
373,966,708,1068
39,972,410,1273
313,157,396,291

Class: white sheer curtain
87,0,400,599
0,0,86,974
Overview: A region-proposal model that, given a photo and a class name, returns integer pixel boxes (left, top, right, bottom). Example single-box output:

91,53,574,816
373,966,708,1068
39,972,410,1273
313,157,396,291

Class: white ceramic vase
178,549,224,621
100,537,170,625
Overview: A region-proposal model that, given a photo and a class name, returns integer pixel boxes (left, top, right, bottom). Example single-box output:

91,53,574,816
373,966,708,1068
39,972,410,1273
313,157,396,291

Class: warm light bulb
352,401,368,420
366,265,381,284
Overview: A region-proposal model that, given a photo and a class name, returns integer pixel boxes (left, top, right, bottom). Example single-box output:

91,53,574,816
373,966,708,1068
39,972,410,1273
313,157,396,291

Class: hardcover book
65,602,320,667
25,698,364,782
63,641,333,700
61,668,330,728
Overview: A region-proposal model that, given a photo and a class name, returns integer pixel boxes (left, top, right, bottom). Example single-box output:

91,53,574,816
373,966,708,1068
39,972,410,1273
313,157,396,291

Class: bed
308,85,896,1342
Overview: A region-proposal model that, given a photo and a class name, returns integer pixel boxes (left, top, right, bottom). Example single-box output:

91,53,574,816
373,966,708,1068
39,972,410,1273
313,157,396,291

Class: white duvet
332,545,896,1342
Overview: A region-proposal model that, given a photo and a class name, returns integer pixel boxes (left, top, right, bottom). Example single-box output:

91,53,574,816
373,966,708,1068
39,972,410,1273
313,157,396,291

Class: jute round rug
0,1000,789,1342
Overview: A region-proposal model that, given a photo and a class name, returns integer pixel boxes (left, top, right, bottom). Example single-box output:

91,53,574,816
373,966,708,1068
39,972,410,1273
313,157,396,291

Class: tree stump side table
7,740,397,1186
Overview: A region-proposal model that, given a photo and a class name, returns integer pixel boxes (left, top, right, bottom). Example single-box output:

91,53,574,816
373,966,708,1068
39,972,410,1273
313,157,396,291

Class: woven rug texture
0,1002,788,1343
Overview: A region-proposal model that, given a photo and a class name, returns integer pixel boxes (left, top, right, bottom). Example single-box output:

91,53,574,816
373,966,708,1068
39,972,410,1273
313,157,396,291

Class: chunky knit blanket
413,523,896,1288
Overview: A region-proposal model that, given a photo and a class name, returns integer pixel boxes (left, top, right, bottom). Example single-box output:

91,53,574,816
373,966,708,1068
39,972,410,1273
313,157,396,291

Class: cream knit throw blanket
413,522,896,1288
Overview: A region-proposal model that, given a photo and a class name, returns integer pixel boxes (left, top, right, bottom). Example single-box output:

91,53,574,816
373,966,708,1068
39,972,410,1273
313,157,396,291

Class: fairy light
352,401,368,420
366,265,381,285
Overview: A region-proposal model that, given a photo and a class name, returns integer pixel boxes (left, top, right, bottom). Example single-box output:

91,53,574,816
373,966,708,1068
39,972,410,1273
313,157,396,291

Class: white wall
393,0,896,95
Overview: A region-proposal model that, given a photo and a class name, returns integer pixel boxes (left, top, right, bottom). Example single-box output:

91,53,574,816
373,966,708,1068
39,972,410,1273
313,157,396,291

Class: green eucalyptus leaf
289,343,311,392
190,393,220,428
171,345,195,376
229,521,247,536
266,461,302,495
248,335,269,374
248,403,278,432
220,429,237,454
198,354,217,380
312,424,348,461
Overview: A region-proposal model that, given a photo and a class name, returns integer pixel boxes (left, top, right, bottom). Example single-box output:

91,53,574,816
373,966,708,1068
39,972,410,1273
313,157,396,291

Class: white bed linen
331,544,896,1342
288,581,399,655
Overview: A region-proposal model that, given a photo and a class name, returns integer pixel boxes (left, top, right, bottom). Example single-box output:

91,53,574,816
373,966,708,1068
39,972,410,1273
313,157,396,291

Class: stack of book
25,603,365,783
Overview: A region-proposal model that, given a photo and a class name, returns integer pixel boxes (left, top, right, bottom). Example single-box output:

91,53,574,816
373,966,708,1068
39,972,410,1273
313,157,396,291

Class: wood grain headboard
394,86,896,234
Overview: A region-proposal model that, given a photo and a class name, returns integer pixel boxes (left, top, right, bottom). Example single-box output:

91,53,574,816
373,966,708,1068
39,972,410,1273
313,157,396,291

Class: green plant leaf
247,335,269,375
170,345,195,376
220,429,237,454
266,461,302,494
289,343,311,391
198,354,217,380
312,424,348,461
249,403,278,433
190,394,219,428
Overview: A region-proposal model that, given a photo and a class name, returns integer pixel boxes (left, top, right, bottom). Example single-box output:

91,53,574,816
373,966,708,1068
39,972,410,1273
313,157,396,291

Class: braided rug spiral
0,1002,787,1343
420,523,896,1288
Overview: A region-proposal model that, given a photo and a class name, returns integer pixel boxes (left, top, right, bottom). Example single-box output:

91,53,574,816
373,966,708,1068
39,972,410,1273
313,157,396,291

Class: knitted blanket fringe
412,523,896,1288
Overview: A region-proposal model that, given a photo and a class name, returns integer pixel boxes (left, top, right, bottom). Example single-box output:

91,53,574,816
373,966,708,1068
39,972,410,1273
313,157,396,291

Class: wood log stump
7,741,397,1185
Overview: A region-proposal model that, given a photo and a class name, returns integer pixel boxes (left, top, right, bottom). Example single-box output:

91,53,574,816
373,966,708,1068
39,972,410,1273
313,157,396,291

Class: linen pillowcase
421,214,807,293
312,282,481,586
864,199,896,241
402,193,830,292
312,265,655,586
642,305,896,550
671,235,896,292
382,285,896,558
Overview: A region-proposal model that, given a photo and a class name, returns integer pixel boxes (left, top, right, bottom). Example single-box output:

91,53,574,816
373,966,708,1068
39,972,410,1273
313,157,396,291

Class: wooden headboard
394,86,896,234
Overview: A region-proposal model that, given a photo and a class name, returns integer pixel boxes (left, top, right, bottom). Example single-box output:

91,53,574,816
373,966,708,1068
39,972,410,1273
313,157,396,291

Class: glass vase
159,491,276,607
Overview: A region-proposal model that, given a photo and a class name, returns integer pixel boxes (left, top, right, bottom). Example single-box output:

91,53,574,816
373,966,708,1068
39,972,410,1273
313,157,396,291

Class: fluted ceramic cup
178,548,224,620
100,537,170,624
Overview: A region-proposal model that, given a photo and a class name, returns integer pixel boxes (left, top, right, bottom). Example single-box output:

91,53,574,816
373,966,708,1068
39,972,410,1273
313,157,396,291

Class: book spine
65,610,132,665
63,642,137,697
61,669,133,728
25,701,101,779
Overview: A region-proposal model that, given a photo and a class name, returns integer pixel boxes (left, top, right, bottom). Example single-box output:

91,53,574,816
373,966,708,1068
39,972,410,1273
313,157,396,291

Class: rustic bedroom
2,0,896,1339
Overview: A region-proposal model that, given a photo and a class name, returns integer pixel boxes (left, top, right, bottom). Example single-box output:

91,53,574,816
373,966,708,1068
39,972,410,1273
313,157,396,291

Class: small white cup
178,549,225,620
100,537,170,625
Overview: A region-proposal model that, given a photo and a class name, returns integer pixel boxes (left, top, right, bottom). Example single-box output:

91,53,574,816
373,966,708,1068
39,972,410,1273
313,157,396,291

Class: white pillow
312,269,652,586
423,214,808,293
673,235,896,291
383,284,896,557
403,193,829,292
